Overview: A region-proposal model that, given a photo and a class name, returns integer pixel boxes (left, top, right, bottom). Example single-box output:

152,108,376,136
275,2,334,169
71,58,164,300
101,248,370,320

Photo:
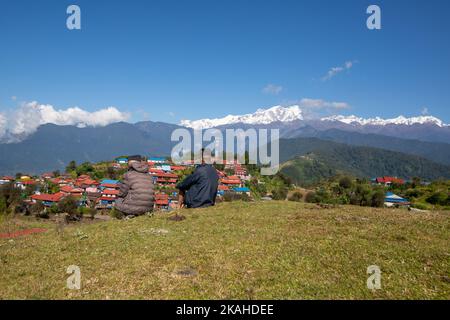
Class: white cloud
11,96,17,101
1,101,129,141
0,113,7,138
262,84,283,95
168,111,175,117
322,60,357,81
421,107,429,115
298,98,349,110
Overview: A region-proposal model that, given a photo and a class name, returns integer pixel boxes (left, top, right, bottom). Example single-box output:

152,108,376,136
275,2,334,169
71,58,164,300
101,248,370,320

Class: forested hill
279,138,450,186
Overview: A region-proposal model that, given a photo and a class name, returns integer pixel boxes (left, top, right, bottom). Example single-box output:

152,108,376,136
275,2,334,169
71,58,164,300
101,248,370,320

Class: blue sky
1,0,449,124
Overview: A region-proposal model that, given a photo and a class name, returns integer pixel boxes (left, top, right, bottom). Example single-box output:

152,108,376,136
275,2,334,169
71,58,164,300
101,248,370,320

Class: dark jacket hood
130,162,149,173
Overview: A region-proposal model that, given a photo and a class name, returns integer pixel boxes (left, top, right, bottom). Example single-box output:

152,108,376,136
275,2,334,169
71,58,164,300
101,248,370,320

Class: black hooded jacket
176,164,219,208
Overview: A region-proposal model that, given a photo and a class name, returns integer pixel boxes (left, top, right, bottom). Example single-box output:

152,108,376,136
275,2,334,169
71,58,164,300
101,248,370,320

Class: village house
154,193,170,211
148,157,167,164
0,176,14,185
220,176,243,187
14,179,37,190
373,176,405,186
75,177,100,191
41,172,55,180
384,192,410,207
115,157,128,164
233,187,251,196
30,192,66,207
60,185,83,197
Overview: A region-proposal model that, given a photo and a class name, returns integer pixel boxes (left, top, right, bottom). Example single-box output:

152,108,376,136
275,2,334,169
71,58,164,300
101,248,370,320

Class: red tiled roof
170,166,185,171
60,185,74,193
376,177,405,184
155,193,169,199
1,176,14,180
221,179,241,185
155,199,169,205
218,185,230,191
102,189,119,195
156,172,178,178
76,179,99,186
31,192,65,202
21,180,36,185
101,183,119,188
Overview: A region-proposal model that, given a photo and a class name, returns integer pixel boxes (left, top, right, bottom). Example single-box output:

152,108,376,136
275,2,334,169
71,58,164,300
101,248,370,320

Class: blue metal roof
101,179,119,184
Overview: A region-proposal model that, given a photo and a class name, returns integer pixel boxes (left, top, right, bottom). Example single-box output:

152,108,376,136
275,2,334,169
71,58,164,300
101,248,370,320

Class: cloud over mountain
0,101,130,142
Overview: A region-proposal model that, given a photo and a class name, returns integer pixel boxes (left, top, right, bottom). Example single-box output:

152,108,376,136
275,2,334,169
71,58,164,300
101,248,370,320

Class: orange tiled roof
31,192,65,202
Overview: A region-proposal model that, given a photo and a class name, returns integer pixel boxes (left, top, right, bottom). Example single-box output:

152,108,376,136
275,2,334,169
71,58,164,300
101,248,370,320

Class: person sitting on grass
176,151,219,209
115,155,154,218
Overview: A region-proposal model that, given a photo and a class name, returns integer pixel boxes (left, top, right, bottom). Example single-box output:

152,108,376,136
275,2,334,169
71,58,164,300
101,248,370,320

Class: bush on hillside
426,192,448,206
288,191,303,202
272,188,288,201
58,196,79,219
305,191,317,203
339,176,353,189
371,190,385,208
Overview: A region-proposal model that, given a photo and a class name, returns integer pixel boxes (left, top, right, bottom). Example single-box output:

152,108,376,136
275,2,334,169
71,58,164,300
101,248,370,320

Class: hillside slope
0,121,182,175
279,138,450,185
308,129,450,166
1,202,448,299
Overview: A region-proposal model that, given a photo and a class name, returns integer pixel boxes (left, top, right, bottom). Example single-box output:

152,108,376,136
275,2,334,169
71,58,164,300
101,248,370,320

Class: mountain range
1,105,450,181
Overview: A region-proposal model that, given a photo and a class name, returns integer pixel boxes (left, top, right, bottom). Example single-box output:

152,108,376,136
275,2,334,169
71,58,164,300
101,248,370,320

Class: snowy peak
180,104,448,129
180,105,303,129
321,115,448,127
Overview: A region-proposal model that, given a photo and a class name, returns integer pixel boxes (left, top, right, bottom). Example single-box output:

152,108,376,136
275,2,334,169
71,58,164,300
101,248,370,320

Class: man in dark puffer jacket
115,155,154,216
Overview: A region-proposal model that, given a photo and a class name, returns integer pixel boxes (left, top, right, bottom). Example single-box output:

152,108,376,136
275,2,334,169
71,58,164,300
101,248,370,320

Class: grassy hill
1,201,449,299
279,138,450,186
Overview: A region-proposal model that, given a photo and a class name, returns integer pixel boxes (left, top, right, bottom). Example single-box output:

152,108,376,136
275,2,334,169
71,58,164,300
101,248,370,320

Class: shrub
272,188,288,201
29,201,45,215
110,208,124,219
288,191,303,202
223,192,251,202
426,192,448,206
88,207,97,219
48,204,60,215
371,190,385,208
57,196,80,220
339,176,353,189
0,196,6,214
305,191,317,203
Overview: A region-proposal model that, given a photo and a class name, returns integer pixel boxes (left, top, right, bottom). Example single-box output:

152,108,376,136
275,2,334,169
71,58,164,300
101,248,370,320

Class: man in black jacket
176,153,219,209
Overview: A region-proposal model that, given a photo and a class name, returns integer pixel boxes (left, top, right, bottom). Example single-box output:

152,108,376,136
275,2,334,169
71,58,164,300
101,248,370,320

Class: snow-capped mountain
179,105,450,143
321,115,449,127
180,105,303,129
181,105,449,129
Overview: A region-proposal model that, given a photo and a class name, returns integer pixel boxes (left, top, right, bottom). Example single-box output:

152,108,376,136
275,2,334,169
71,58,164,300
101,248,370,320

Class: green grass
1,201,449,299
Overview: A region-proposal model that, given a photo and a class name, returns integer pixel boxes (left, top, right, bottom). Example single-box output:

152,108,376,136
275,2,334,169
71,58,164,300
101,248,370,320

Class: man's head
201,148,214,165
128,155,143,168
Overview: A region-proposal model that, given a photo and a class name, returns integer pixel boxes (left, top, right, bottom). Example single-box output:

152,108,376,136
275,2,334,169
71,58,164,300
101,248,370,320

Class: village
0,153,426,220
0,156,253,215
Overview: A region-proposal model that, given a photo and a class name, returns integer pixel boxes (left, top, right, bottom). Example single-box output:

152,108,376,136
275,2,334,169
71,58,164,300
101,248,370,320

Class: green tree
66,161,77,173
339,176,353,189
57,196,79,217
